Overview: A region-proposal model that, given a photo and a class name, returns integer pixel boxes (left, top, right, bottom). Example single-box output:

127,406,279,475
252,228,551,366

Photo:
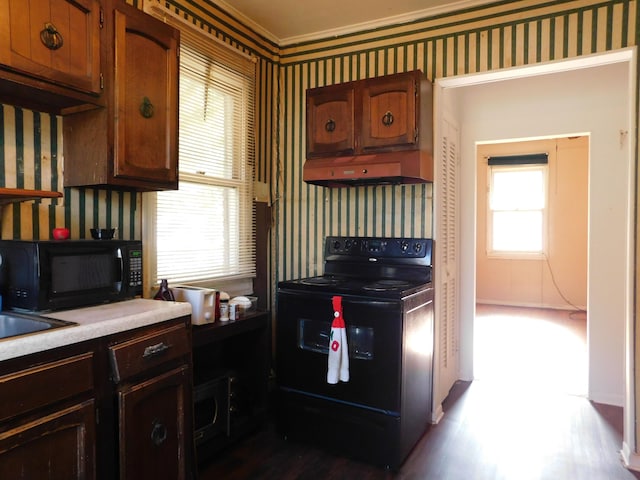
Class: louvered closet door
433,115,460,421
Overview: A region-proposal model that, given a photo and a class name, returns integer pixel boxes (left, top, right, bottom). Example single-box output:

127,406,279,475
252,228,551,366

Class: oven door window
298,319,374,360
277,290,404,412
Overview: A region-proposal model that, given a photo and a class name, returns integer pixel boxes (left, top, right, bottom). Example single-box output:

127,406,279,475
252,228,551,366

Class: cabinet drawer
110,324,190,383
0,352,94,423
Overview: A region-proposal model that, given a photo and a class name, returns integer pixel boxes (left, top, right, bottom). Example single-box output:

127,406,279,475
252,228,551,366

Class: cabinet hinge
96,407,100,424
100,73,104,90
100,8,104,29
414,129,419,143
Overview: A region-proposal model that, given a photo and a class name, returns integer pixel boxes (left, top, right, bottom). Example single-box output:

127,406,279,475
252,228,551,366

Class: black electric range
276,236,434,470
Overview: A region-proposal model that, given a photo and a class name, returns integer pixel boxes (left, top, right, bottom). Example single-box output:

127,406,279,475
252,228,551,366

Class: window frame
486,163,548,260
142,4,256,297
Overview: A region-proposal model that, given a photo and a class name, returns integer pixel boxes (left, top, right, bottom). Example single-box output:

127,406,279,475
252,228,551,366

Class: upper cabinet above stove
0,0,104,114
304,70,433,188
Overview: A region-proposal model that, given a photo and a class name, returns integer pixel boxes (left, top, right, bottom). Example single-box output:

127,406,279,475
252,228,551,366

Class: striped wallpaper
0,105,140,241
275,0,637,284
0,0,636,288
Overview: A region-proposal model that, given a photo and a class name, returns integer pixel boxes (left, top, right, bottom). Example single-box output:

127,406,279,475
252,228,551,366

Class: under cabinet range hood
303,150,433,187
303,70,433,188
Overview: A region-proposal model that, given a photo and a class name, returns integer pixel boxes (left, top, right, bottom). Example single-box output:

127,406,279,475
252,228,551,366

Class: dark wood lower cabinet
0,349,96,480
0,315,193,480
0,399,96,480
117,365,190,480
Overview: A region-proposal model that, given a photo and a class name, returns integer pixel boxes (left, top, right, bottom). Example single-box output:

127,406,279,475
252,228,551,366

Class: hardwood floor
199,305,640,480
474,304,588,396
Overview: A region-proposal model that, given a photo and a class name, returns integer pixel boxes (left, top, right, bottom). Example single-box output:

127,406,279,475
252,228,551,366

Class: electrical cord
543,252,586,319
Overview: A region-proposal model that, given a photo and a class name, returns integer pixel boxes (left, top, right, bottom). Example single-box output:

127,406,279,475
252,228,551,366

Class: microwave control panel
128,249,143,288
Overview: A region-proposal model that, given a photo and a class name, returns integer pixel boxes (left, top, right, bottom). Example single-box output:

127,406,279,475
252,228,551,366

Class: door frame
433,47,637,464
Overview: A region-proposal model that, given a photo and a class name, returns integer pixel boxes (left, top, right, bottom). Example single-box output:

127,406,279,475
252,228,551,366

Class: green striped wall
0,105,139,240
275,0,637,284
146,0,277,185
0,0,636,284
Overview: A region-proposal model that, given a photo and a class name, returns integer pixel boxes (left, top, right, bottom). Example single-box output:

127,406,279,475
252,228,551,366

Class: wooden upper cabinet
306,83,355,158
63,1,179,191
360,72,418,152
0,0,103,112
303,71,433,187
112,8,178,186
306,71,425,159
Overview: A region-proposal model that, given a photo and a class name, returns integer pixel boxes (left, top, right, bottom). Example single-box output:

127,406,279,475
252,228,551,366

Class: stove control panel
327,236,432,260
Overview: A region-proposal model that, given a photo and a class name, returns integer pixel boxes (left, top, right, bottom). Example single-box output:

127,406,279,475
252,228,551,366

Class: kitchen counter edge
0,298,192,362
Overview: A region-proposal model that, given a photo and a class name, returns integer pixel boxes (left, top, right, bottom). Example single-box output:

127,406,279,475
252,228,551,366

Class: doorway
433,48,636,460
474,136,588,395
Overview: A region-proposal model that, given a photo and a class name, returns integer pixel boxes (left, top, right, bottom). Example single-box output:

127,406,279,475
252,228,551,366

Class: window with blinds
144,9,256,290
488,164,547,256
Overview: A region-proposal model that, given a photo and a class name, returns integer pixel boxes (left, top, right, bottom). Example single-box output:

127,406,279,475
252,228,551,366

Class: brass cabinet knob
381,111,394,127
140,97,155,118
40,23,63,51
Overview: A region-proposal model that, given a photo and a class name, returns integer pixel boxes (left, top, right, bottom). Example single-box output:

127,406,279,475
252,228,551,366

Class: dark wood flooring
199,306,640,480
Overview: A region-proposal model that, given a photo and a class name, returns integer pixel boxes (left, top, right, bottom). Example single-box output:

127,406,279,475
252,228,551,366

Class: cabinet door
306,83,355,158
118,365,189,480
0,0,101,96
0,399,96,480
112,8,179,187
360,72,419,152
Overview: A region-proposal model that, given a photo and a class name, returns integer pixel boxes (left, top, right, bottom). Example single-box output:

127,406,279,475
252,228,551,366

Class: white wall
452,59,632,406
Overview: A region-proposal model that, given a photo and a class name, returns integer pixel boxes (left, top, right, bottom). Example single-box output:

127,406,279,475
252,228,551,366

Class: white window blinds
148,10,256,287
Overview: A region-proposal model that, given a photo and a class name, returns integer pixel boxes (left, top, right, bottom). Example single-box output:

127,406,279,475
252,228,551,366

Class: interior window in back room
487,153,548,257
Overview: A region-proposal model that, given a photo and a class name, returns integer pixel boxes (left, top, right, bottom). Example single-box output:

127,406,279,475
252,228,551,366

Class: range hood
303,150,433,188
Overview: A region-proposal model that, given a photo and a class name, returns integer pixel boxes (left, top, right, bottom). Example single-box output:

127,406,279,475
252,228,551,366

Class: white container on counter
171,285,216,325
230,296,253,315
219,291,230,321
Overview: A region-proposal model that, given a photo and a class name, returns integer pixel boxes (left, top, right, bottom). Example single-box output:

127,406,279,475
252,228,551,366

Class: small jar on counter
219,291,230,321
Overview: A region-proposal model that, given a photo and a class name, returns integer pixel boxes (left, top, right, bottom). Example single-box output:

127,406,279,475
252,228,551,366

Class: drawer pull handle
143,342,170,358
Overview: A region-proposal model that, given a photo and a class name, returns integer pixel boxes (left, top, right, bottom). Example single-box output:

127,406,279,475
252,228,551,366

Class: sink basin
0,313,76,340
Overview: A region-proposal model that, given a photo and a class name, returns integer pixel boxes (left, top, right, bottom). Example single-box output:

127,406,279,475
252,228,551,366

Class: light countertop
0,299,192,362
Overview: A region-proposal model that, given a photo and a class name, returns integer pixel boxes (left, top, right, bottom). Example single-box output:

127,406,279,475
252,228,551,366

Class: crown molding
212,0,496,47
278,0,497,46
211,0,280,44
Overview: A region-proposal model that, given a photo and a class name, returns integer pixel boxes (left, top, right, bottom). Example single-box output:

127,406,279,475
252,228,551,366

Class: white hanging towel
327,295,350,384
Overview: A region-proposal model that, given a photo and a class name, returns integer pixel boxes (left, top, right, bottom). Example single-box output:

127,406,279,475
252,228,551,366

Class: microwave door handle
116,248,123,292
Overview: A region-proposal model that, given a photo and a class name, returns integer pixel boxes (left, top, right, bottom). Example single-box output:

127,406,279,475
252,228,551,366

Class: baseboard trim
621,442,640,471
431,404,444,424
476,299,587,311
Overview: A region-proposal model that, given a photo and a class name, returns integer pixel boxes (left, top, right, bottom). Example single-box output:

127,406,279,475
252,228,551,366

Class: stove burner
300,276,344,287
362,279,411,291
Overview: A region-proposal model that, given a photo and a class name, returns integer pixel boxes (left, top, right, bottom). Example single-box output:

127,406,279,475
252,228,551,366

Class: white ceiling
212,0,495,45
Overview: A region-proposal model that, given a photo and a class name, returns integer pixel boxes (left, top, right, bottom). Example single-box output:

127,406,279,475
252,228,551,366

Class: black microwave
0,239,143,312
